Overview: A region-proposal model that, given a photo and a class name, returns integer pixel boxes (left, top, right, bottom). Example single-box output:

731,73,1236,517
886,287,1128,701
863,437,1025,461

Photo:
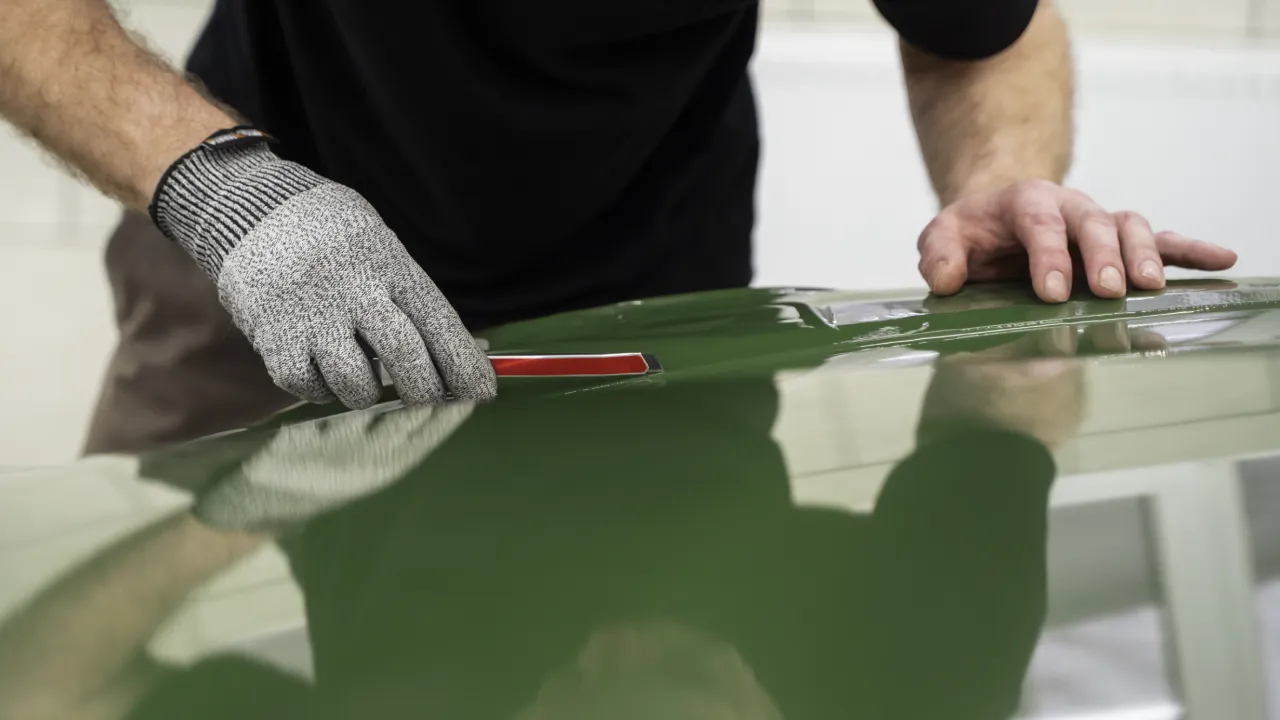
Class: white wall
752,31,1280,289
1,0,1280,467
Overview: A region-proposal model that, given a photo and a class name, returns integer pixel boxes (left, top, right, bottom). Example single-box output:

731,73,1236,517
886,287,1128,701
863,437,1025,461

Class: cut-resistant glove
150,127,496,409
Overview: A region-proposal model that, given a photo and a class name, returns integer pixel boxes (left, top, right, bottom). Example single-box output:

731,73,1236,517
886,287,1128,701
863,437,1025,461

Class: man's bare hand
917,180,1238,303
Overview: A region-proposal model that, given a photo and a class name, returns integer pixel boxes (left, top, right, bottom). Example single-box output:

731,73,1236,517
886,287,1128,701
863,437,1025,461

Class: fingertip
927,258,967,296
265,355,338,405
1129,259,1166,291
345,387,382,410
1185,235,1238,270
1039,269,1071,304
1189,247,1238,272
457,388,498,404
1212,247,1239,271
453,366,499,402
431,341,498,402
1157,232,1239,271
1092,265,1126,299
291,385,338,405
398,389,446,407
347,375,388,410
1129,277,1165,292
313,344,384,410
394,366,448,406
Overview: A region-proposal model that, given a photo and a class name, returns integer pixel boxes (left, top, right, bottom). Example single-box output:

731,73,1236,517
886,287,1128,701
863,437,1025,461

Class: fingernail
1099,266,1124,294
1139,260,1165,285
1044,270,1068,302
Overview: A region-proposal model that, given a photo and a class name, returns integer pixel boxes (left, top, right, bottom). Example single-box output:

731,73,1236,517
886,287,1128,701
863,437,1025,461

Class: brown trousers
82,212,295,455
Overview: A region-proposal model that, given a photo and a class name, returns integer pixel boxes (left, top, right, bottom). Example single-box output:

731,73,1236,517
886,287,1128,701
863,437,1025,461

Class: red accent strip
490,354,651,377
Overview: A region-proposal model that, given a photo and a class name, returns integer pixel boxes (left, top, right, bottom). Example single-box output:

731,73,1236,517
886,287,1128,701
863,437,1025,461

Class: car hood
3,279,1280,720
471,278,1280,480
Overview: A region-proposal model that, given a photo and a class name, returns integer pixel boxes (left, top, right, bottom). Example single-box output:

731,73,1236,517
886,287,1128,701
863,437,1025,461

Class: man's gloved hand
150,127,496,408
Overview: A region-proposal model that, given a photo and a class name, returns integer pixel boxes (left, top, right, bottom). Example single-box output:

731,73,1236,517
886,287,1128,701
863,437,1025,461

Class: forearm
0,0,236,209
0,512,267,718
901,0,1073,205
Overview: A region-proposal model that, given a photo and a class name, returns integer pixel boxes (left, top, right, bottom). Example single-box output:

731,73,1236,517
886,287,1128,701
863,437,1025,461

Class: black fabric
874,0,1039,60
186,1,1037,330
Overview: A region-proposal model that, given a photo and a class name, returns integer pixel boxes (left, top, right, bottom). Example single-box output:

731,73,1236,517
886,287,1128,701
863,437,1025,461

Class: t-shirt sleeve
127,655,314,720
872,0,1039,60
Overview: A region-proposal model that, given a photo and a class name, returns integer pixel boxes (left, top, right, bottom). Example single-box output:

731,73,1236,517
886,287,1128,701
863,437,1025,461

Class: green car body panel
4,278,1280,720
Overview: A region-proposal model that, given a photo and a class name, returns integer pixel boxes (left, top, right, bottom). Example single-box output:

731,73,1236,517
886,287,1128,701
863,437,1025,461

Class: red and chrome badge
488,353,662,377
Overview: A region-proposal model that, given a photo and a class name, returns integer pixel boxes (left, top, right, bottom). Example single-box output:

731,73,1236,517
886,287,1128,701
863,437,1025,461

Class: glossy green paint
473,278,1280,394
4,279,1280,720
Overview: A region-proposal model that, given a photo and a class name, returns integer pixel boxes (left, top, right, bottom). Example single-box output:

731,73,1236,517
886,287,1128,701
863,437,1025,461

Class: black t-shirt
186,0,1035,330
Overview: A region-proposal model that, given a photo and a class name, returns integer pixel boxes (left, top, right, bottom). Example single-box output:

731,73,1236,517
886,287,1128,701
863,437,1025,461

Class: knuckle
1042,252,1074,269
395,268,443,298
394,361,446,405
1065,186,1095,203
1011,178,1058,199
915,229,933,253
1113,210,1151,230
379,334,422,362
1078,210,1117,232
1018,211,1067,231
916,215,951,250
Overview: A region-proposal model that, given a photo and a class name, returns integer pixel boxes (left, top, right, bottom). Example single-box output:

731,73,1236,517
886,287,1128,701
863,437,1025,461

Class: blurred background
1,0,1278,467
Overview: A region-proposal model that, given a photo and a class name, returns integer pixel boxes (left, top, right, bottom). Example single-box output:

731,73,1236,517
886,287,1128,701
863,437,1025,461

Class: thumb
920,244,969,296
917,216,970,296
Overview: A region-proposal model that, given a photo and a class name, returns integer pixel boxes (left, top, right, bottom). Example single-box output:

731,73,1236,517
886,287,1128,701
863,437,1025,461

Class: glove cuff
150,127,327,278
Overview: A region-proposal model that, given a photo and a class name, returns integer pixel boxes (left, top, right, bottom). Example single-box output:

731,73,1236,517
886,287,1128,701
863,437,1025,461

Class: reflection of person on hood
0,324,1103,720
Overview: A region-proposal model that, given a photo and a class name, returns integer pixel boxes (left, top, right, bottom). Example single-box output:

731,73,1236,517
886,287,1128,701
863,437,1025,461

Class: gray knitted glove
150,128,496,408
